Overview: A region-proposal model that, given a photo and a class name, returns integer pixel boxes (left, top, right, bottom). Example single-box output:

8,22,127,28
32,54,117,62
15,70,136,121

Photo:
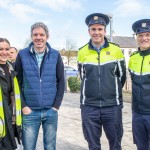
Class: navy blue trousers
81,105,123,150
132,112,150,150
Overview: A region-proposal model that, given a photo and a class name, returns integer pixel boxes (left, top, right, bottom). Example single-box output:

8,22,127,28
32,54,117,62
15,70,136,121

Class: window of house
121,49,124,54
128,49,132,55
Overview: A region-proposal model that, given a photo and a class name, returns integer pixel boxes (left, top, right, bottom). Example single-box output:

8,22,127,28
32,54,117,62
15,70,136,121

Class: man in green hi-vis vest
77,13,126,150
129,19,150,150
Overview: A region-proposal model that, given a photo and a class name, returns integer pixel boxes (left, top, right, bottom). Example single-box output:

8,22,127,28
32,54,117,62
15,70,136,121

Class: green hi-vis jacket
0,77,22,138
128,48,150,114
0,62,22,149
77,38,126,107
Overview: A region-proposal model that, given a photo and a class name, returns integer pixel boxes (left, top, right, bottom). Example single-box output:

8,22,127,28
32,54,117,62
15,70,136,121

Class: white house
107,35,138,91
107,35,138,67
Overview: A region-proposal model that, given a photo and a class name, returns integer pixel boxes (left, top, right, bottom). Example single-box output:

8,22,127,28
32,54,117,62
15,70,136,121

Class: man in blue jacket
15,22,65,150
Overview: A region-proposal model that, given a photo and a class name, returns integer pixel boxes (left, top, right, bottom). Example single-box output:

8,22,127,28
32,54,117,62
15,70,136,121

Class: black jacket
129,48,150,114
0,62,21,150
78,39,126,107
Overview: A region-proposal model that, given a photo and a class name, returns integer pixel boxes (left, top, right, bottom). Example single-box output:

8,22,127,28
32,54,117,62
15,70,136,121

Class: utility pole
107,14,113,42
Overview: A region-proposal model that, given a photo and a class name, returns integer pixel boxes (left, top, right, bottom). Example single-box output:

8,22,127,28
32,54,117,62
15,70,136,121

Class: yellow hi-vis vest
0,77,22,138
0,86,5,137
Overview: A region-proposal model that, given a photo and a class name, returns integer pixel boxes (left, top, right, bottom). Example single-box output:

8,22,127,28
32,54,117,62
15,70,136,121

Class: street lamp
106,13,113,42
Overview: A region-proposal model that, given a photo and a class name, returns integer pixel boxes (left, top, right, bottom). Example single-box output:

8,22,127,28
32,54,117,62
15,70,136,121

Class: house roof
106,35,138,48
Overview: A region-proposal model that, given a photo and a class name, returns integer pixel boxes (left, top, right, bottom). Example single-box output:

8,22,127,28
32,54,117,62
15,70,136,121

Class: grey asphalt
34,92,136,150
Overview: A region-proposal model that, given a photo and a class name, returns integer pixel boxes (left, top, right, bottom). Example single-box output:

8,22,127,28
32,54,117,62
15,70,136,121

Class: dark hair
0,38,10,45
10,47,18,52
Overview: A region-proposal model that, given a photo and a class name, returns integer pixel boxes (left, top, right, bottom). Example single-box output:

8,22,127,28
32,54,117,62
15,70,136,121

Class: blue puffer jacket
15,42,64,109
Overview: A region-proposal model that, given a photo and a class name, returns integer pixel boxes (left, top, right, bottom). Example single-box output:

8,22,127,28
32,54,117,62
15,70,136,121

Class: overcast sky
0,0,150,50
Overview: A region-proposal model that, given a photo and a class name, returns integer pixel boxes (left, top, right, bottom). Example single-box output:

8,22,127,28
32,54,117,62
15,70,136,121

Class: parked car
64,65,78,77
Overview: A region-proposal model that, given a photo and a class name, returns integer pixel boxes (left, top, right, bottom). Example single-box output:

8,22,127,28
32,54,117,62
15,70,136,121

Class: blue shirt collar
91,42,105,53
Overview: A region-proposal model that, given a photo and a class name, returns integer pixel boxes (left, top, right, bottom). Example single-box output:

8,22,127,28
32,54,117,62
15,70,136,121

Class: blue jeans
132,112,150,150
81,105,123,150
22,108,58,150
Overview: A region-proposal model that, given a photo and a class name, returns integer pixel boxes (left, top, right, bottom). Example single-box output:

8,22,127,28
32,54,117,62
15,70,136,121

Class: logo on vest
106,51,110,55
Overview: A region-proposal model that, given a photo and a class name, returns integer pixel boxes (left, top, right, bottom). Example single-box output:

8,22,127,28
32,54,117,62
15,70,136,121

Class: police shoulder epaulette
109,42,120,47
79,43,88,50
130,51,139,57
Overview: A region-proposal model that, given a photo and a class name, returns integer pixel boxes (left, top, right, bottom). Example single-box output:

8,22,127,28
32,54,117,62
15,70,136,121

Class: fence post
64,70,67,92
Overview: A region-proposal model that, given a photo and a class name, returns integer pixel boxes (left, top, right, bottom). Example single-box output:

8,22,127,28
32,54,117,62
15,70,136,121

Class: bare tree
24,37,32,47
65,39,77,65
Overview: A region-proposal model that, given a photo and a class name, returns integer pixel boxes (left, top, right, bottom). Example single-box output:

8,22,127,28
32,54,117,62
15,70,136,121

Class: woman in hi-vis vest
0,38,22,150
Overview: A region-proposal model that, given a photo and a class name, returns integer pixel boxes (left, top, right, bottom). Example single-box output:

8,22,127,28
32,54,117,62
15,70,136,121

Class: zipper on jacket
97,52,102,107
39,54,47,108
32,54,43,108
139,56,145,111
39,78,43,108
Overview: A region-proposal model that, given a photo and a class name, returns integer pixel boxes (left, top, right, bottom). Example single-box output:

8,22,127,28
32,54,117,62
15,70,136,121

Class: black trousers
81,105,123,150
132,112,150,150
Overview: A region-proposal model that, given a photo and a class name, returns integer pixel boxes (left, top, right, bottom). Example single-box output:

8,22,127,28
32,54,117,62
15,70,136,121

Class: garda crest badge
94,16,99,20
106,51,110,55
142,23,147,27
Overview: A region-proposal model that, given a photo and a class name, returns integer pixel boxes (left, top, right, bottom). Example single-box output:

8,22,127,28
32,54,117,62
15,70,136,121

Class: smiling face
31,27,49,53
0,41,10,64
137,32,150,51
88,24,106,48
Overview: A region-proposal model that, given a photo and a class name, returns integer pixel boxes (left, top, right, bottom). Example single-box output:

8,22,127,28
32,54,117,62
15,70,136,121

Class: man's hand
22,106,32,115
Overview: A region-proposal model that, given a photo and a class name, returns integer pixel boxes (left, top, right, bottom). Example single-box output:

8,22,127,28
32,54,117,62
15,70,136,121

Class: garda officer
128,19,150,150
78,13,126,150
0,38,22,150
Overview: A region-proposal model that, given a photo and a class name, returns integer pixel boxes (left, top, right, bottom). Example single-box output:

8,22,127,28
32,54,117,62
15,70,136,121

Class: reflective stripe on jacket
78,39,126,107
0,86,6,137
13,77,22,126
0,77,21,138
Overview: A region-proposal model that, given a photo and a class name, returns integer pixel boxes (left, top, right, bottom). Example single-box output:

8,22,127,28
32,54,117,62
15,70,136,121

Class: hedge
68,77,80,92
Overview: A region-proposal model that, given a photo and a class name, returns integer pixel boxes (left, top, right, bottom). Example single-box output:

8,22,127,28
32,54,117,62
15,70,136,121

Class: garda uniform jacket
128,48,150,114
0,62,21,150
78,38,126,107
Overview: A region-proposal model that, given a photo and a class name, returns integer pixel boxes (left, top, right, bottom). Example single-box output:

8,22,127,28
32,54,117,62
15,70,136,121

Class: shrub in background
68,77,80,92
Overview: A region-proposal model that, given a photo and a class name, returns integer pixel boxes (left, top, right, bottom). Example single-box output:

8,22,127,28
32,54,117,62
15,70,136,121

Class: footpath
35,92,136,150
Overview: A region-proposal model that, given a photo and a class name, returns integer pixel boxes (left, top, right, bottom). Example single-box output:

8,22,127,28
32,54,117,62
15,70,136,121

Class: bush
68,77,80,92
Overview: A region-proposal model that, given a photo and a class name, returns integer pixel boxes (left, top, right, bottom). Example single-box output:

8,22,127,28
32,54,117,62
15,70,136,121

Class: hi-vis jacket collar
138,47,150,56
